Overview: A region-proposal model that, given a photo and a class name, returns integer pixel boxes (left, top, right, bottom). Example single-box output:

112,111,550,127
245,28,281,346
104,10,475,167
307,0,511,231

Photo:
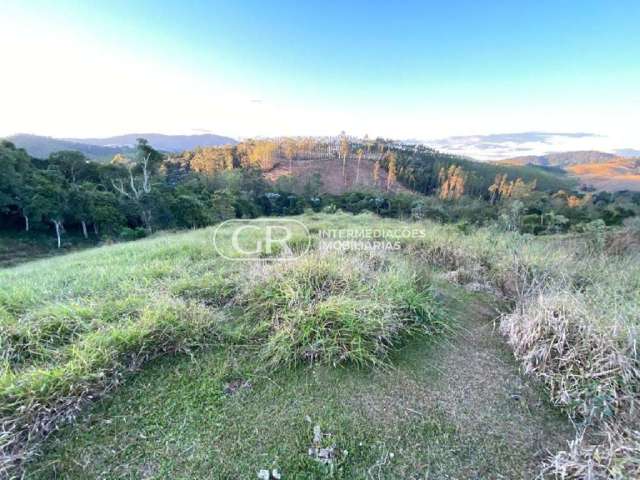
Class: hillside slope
264,155,412,195
500,151,640,191
566,158,640,191
1,213,571,479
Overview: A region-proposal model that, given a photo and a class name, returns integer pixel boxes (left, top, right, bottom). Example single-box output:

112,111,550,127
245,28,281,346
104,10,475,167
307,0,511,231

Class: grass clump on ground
501,262,640,479
28,283,569,479
242,251,444,367
0,228,229,476
0,299,222,475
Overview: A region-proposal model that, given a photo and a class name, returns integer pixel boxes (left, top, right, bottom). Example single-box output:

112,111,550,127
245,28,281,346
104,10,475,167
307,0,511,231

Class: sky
1,0,640,150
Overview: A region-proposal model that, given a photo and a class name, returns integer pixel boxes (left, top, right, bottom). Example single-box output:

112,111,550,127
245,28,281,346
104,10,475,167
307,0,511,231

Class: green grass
28,286,568,479
1,211,637,478
0,213,448,476
242,251,444,367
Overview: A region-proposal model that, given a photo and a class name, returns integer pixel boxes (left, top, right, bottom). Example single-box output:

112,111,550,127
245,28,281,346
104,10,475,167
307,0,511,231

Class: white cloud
427,132,640,161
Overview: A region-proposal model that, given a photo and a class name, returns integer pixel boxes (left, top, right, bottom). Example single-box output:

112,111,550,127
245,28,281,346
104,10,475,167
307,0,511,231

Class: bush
322,204,338,214
119,227,147,241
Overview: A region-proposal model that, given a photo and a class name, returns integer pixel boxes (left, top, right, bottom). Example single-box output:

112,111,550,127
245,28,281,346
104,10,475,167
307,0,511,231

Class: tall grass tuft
241,251,444,368
1,295,222,476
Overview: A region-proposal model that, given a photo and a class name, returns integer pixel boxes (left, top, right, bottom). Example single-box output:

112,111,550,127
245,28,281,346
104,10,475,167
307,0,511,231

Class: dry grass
405,220,640,479
501,272,640,479
543,424,640,479
566,159,640,192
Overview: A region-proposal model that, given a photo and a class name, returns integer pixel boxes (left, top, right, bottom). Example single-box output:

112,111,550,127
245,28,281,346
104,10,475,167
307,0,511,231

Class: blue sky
2,0,639,145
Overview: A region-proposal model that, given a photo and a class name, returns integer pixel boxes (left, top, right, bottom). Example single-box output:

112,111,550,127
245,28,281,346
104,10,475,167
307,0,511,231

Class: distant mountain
4,133,238,160
500,151,640,191
65,133,237,152
5,134,135,160
499,151,619,167
615,148,640,158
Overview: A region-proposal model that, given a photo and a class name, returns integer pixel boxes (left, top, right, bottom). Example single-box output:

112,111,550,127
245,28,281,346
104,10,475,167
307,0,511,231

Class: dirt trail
346,290,573,478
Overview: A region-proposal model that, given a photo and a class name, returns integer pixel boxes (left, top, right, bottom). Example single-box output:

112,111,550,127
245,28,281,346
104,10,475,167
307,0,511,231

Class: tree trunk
24,215,29,232
142,210,153,232
54,220,62,249
142,154,151,193
81,221,88,239
93,223,99,236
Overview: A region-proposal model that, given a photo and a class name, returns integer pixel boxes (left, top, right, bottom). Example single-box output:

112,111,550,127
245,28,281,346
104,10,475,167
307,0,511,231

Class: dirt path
343,287,573,478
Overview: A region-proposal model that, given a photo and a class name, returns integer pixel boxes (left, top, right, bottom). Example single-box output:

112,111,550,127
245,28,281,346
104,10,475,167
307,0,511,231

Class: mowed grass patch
26,348,461,479
28,306,556,480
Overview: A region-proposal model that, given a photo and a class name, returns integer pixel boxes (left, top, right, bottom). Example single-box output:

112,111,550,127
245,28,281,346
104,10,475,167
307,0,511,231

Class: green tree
28,170,69,248
48,151,92,184
91,190,126,236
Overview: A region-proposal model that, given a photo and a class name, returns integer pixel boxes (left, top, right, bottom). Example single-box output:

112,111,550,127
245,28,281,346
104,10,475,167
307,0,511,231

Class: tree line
2,135,638,248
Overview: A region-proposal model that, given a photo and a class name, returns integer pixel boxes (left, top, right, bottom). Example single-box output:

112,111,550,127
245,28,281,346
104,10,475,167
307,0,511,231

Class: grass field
1,212,638,478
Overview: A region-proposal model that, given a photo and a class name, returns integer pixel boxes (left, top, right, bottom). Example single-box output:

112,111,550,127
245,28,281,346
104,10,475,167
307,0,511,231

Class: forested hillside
1,135,638,253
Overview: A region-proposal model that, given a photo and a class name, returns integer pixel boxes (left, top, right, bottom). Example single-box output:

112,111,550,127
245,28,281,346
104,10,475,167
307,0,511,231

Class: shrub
322,204,338,214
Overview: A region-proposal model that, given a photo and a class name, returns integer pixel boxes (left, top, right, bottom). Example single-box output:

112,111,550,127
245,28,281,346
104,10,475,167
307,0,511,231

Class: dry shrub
501,291,640,479
543,425,640,479
605,229,640,257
